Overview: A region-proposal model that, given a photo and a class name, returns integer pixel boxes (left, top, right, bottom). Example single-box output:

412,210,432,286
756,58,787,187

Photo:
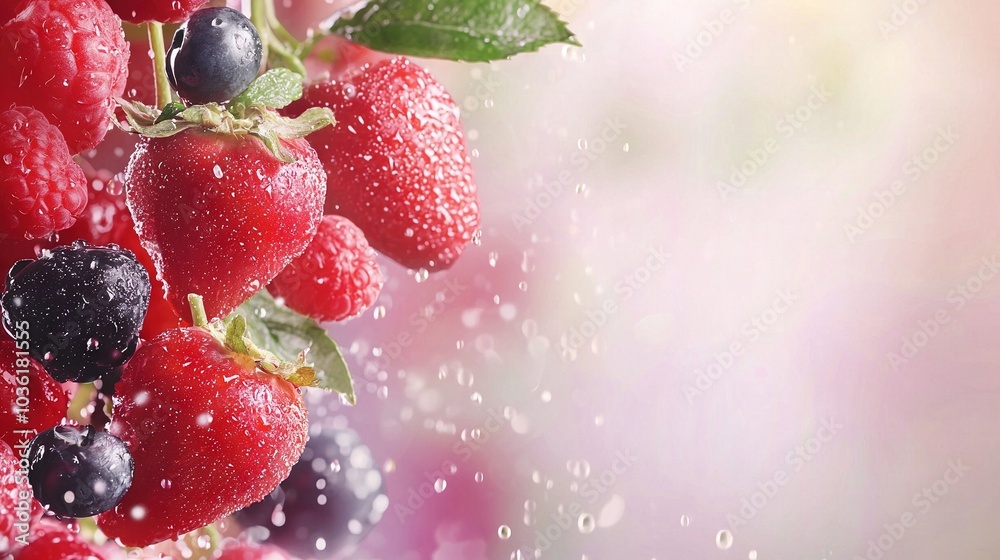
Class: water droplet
749,551,758,560
213,164,223,179
680,515,690,527
498,525,511,539
716,530,733,550
160,479,172,489
578,513,595,534
86,338,100,350
434,478,447,493
474,471,484,483
415,268,429,283
488,251,499,267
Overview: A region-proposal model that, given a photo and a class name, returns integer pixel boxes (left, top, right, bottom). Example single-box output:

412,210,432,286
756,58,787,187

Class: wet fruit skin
97,327,308,547
166,7,263,104
0,341,69,452
235,426,387,559
11,519,108,560
0,243,151,383
125,130,326,323
26,425,133,518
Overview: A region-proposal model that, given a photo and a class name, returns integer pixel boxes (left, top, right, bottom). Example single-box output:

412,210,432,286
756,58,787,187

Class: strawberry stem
147,22,173,109
251,0,269,70
188,294,210,328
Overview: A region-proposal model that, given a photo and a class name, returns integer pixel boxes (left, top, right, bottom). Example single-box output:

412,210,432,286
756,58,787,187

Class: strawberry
0,0,129,154
284,57,481,271
125,130,326,322
0,106,87,241
0,341,69,452
104,0,209,24
96,298,309,547
267,215,383,323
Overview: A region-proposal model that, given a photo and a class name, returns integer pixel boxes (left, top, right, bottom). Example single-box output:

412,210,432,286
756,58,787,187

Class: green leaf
233,291,356,404
329,0,579,62
228,68,304,115
154,101,187,124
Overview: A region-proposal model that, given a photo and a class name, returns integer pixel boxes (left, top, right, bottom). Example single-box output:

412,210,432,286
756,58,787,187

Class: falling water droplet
716,530,733,550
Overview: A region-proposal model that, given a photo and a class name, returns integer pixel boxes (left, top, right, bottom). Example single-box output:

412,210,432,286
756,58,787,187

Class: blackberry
235,425,387,558
1,241,151,383
27,425,133,517
166,7,263,104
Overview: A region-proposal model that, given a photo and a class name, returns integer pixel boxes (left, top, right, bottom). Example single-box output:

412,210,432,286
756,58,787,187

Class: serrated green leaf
228,68,304,116
329,0,578,62
233,291,356,404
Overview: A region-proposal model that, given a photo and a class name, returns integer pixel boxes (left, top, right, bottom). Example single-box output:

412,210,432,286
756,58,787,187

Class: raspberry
0,107,87,241
0,341,69,452
268,215,383,322
1,242,151,383
104,0,209,24
0,0,129,154
0,1,27,25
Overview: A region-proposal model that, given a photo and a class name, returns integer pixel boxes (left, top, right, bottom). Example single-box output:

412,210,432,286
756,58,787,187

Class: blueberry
166,7,263,104
27,425,133,518
1,241,151,383
235,426,387,558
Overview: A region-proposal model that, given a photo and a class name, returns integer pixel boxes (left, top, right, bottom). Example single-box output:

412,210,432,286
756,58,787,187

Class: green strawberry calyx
187,294,328,392
117,69,332,163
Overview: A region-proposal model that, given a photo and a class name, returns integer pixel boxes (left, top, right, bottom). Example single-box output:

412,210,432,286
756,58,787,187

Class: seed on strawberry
235,426,387,559
0,341,69,452
104,0,209,24
284,57,481,271
126,130,325,322
1,242,151,383
96,311,309,546
26,425,133,518
166,7,263,104
0,107,87,241
0,0,129,154
268,215,383,323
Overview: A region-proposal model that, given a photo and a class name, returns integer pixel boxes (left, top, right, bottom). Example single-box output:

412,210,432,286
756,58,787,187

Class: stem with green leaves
251,0,308,77
147,22,173,109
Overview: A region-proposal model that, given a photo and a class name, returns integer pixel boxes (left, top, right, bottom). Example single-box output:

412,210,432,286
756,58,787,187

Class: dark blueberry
166,7,263,104
27,425,133,518
235,426,387,558
0,241,151,383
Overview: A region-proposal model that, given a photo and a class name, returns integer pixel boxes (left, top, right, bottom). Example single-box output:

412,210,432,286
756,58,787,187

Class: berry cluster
0,0,575,555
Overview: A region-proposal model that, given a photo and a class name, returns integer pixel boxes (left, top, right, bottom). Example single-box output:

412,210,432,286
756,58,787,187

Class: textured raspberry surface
0,107,87,240
269,215,383,322
285,58,481,271
104,0,209,23
0,0,129,154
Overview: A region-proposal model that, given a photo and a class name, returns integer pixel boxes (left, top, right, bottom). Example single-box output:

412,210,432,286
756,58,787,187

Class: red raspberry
285,58,481,271
0,341,69,452
0,0,129,154
268,215,383,322
11,520,107,560
0,1,27,24
0,107,87,241
104,0,209,24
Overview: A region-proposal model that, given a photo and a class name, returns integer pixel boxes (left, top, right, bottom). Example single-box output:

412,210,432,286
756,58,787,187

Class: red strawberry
104,0,209,24
11,520,107,560
284,57,480,271
217,543,293,560
96,317,308,547
0,106,87,241
302,35,388,81
0,0,129,154
0,341,69,451
268,215,383,323
125,130,326,322
0,440,31,555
